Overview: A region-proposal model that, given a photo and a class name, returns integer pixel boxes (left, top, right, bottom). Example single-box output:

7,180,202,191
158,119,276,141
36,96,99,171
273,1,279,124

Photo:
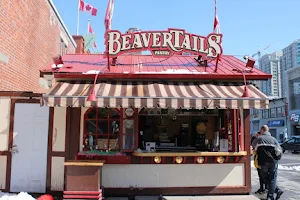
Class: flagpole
76,0,80,35
87,19,90,34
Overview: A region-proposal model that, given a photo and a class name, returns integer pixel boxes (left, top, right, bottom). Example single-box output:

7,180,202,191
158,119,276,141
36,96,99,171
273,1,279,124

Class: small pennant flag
79,0,97,16
88,20,97,48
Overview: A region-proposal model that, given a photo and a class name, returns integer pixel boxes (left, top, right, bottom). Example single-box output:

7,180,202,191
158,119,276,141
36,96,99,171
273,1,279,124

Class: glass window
84,108,120,151
276,107,283,117
263,109,269,119
60,38,67,56
253,109,259,116
270,108,276,118
122,119,136,150
287,139,295,144
289,78,300,110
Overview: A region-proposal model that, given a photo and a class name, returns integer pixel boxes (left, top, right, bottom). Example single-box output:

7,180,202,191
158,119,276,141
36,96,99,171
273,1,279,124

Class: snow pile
251,160,255,167
0,191,35,200
278,165,300,171
251,160,300,171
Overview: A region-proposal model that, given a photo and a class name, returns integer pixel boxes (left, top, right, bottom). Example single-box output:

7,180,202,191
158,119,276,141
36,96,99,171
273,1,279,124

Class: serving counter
132,151,248,157
132,151,247,164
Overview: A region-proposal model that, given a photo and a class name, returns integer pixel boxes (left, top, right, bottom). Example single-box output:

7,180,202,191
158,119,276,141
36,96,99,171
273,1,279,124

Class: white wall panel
103,164,245,188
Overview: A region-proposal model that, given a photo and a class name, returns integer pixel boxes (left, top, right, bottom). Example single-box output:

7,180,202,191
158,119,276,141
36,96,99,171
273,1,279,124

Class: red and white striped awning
42,81,269,109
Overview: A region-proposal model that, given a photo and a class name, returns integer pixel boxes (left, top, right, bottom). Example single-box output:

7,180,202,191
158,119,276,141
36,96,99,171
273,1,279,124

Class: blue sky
53,0,300,58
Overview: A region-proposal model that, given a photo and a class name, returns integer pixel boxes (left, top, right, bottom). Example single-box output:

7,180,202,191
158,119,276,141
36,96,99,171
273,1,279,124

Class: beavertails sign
105,28,223,58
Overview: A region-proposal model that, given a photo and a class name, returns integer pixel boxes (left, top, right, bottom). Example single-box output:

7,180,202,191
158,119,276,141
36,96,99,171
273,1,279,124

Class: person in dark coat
251,131,268,195
255,125,284,200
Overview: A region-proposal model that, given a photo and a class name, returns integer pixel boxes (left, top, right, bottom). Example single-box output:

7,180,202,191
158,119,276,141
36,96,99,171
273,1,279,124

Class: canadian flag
88,21,97,48
79,0,97,16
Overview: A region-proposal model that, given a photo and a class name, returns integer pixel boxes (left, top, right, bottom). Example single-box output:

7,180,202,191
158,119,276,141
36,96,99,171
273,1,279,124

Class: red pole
215,54,220,72
107,51,110,72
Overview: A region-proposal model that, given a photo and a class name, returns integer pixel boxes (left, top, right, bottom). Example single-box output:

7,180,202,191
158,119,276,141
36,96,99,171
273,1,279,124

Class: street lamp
232,68,253,98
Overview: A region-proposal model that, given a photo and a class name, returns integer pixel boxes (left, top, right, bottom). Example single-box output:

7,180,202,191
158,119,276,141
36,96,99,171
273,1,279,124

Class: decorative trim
0,151,9,156
132,151,247,157
50,152,65,157
243,109,251,192
53,73,272,81
0,91,42,97
46,107,54,193
76,154,244,165
102,186,250,196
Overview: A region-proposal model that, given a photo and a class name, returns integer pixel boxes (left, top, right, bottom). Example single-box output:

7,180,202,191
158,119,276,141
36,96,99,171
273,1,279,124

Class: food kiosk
40,28,271,197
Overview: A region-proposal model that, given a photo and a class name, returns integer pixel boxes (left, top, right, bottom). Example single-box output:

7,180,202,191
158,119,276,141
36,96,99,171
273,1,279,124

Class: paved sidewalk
106,195,259,200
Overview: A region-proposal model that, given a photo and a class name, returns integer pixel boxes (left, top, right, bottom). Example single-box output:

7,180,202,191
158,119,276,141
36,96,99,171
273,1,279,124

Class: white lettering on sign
272,121,281,125
105,28,223,58
291,113,300,122
154,50,170,56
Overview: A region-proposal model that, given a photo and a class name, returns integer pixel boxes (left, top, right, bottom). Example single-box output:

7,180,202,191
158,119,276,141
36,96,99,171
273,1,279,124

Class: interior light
196,156,205,164
154,156,161,164
175,156,183,164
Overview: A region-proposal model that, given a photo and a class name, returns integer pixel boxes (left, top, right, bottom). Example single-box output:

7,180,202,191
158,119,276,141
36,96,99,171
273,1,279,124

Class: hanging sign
105,28,223,58
291,113,300,123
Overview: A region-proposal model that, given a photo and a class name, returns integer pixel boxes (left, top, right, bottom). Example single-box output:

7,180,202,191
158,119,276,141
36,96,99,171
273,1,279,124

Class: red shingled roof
41,54,271,80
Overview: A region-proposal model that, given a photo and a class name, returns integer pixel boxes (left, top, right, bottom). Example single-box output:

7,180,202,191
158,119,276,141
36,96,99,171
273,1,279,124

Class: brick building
0,0,76,92
0,0,77,193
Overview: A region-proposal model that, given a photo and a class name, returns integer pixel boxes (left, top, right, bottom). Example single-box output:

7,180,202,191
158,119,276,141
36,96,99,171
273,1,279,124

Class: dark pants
261,163,279,200
257,168,268,190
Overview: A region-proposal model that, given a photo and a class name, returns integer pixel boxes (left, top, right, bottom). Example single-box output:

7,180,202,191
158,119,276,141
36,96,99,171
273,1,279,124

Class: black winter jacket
254,132,282,165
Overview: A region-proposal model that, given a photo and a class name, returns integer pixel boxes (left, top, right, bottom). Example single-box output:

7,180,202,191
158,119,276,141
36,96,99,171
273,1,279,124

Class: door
269,129,277,139
10,103,49,193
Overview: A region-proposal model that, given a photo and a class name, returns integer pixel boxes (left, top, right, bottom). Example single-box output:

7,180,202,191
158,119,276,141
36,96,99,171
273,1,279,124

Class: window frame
60,38,67,56
121,108,139,152
83,107,122,151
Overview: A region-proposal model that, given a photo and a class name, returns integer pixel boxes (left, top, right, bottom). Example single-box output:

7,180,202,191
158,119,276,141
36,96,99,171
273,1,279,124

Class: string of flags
88,20,97,48
76,0,220,55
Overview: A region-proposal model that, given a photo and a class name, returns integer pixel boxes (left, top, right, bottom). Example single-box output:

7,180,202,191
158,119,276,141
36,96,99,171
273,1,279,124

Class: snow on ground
251,160,300,171
0,191,35,200
278,164,300,171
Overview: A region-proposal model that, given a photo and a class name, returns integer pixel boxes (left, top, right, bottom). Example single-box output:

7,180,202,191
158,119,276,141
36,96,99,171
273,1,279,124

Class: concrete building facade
258,52,282,97
280,40,300,98
257,98,287,141
252,40,300,138
286,67,300,136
